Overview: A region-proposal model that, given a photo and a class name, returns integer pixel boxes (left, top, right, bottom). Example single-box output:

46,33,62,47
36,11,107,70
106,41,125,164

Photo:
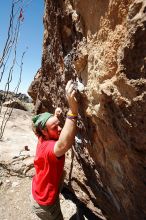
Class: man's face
45,116,62,140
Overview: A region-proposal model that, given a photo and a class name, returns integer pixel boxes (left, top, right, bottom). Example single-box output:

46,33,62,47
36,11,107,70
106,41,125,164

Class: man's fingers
70,90,76,98
65,80,78,114
54,107,62,116
65,80,72,92
67,84,74,95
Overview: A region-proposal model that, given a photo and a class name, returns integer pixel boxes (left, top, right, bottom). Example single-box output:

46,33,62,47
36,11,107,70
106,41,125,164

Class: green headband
32,112,53,129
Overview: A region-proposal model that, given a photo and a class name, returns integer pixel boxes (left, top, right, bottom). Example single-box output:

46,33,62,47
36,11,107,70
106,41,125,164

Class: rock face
28,0,146,219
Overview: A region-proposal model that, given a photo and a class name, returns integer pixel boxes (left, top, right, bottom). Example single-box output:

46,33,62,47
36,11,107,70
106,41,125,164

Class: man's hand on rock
65,80,78,115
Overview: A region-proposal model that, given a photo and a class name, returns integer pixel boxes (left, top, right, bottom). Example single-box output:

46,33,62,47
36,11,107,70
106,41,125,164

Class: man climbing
30,80,78,220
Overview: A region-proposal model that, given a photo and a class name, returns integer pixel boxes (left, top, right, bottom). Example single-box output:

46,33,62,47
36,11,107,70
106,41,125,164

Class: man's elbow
57,138,72,152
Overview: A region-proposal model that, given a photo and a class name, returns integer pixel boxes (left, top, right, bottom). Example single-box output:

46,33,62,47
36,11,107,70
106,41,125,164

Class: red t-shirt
32,137,65,205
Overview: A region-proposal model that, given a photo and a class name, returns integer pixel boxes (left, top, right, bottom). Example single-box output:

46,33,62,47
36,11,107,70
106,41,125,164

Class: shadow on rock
61,186,102,220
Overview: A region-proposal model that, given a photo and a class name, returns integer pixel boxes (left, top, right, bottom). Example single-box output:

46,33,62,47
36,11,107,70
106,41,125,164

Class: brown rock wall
28,0,146,219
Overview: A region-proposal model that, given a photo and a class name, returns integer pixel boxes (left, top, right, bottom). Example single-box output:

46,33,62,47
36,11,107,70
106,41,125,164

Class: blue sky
0,0,44,95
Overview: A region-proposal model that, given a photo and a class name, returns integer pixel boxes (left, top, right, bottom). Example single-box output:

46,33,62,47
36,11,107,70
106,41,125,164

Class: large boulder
29,1,146,219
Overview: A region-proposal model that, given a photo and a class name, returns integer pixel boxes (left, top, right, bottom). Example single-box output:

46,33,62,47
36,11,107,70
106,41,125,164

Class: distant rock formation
3,100,27,111
0,90,32,104
28,0,146,219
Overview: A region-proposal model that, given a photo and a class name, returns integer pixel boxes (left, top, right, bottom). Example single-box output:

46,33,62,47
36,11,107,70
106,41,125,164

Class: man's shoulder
46,140,57,154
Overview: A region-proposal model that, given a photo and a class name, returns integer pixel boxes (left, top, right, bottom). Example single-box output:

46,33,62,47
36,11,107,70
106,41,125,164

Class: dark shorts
30,195,63,220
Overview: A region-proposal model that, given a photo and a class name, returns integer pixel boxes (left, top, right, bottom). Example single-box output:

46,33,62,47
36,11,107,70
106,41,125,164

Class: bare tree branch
0,0,31,139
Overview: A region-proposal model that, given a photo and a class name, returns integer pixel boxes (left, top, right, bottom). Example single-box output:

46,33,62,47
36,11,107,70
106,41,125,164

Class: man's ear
41,128,49,139
54,107,62,117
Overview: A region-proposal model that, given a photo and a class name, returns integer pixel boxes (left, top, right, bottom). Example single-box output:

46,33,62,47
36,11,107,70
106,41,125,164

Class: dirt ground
0,107,83,220
0,174,77,220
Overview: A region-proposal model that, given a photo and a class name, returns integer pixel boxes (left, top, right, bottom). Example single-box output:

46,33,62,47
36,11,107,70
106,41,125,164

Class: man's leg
30,195,63,220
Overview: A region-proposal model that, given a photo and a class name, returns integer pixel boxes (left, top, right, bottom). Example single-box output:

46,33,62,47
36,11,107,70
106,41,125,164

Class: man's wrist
68,109,78,116
67,110,78,120
66,115,78,120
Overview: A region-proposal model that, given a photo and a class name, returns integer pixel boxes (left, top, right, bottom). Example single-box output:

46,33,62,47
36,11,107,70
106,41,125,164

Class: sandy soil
0,107,81,220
